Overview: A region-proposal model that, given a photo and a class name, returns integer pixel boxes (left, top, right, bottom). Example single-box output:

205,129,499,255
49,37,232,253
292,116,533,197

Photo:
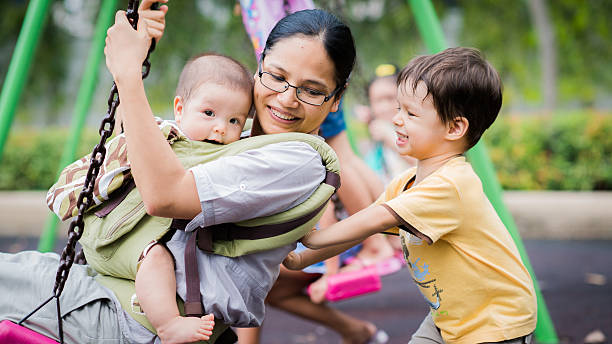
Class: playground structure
0,0,559,343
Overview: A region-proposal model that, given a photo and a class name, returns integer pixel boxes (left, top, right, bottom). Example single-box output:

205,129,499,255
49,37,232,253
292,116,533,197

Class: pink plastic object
312,266,381,302
0,320,59,344
374,256,405,276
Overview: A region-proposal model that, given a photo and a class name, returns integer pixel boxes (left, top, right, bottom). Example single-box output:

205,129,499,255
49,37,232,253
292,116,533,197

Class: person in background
361,64,417,184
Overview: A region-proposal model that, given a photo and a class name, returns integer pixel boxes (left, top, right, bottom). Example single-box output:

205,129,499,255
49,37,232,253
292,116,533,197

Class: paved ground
1,191,610,343
0,237,610,344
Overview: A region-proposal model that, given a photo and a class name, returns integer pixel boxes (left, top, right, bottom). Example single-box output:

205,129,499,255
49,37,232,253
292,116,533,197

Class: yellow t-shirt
377,156,537,344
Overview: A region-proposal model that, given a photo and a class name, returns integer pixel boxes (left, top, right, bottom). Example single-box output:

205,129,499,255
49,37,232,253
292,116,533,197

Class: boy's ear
173,96,183,122
446,116,469,141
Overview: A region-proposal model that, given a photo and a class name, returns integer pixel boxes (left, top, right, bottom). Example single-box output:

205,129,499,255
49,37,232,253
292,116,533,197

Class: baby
134,52,252,343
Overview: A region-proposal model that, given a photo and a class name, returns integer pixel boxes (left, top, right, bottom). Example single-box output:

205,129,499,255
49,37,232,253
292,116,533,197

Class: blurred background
0,1,610,343
0,0,610,192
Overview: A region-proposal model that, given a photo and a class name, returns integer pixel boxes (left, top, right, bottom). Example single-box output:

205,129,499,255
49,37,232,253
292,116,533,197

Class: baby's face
175,83,251,144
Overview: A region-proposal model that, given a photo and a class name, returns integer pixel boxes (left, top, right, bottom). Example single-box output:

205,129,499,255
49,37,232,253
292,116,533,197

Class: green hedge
0,111,611,191
0,129,101,190
484,110,612,190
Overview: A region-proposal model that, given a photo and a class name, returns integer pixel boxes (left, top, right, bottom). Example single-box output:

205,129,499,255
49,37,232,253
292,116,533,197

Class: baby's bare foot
157,313,214,344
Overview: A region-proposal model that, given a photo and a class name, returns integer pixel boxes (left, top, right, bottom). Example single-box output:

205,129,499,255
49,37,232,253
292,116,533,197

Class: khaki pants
0,251,128,344
408,314,533,344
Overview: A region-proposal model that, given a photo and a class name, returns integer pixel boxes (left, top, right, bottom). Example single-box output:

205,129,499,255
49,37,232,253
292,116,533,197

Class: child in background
285,47,537,344
362,64,418,254
363,64,417,184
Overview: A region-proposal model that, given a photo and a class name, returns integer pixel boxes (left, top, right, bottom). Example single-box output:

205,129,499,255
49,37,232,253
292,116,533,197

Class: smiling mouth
396,132,408,140
269,107,299,121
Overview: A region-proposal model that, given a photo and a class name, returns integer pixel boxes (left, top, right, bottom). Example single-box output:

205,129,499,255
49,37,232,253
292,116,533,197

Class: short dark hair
397,47,502,149
263,9,356,99
176,52,254,104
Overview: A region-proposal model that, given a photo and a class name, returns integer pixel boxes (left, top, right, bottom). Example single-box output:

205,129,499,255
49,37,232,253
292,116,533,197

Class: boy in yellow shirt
284,47,537,344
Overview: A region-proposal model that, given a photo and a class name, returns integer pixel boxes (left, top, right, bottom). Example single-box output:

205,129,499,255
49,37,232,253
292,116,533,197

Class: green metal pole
38,0,119,252
408,1,559,343
0,0,52,163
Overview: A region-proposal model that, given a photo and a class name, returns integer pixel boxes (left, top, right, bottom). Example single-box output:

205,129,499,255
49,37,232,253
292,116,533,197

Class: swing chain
52,0,158,299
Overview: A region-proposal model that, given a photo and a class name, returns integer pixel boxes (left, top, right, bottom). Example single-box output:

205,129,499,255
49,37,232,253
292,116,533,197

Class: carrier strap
94,179,136,217
184,231,204,317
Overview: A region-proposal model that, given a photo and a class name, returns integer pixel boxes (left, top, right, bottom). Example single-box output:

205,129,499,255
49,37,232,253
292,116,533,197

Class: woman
0,2,380,343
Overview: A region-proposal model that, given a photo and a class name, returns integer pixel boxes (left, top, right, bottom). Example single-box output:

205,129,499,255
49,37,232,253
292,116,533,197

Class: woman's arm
187,141,325,226
105,8,201,219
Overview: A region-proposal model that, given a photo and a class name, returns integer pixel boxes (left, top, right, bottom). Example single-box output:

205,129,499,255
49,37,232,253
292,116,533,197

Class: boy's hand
282,251,305,271
139,0,168,43
300,228,316,248
105,11,151,82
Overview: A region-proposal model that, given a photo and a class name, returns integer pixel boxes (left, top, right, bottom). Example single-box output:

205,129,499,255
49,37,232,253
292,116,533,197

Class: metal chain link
52,0,158,299
16,3,160,343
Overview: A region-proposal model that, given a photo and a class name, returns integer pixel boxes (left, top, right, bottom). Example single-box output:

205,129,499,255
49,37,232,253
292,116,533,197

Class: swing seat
309,266,381,302
0,320,59,343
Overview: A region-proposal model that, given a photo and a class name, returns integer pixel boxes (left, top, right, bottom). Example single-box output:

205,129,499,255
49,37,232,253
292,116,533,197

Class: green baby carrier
49,122,340,340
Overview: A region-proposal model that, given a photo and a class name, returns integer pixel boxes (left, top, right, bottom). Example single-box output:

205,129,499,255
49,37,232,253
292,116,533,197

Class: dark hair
397,47,502,149
176,52,254,103
262,9,356,98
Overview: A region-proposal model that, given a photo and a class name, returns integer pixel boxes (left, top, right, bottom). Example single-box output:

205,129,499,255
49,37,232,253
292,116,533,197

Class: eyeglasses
258,62,341,106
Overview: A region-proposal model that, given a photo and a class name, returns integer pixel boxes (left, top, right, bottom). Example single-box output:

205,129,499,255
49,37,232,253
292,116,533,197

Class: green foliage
0,1,70,125
1,111,610,191
484,110,612,190
0,128,101,190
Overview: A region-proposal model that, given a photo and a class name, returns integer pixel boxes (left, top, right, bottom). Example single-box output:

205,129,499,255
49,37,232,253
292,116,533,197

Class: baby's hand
139,0,168,43
282,251,304,271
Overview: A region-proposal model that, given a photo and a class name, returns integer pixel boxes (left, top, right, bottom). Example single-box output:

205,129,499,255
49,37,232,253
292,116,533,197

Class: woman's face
253,35,340,135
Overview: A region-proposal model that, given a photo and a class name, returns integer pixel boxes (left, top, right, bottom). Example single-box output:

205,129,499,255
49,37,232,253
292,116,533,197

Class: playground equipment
309,266,382,302
0,0,559,343
0,1,157,342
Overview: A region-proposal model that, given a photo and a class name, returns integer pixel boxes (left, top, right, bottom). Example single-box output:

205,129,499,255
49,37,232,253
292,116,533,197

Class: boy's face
392,80,451,160
174,83,251,144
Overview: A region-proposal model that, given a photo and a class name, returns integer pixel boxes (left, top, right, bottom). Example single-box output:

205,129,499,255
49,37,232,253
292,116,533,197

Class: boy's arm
105,8,201,220
303,205,399,249
283,239,363,271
